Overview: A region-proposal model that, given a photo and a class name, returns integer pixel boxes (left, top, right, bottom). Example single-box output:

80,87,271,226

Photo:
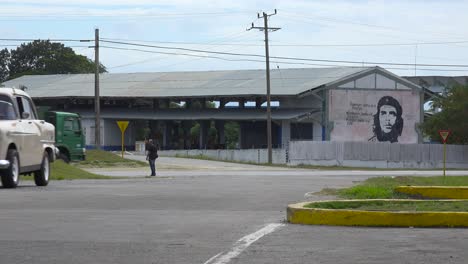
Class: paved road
0,156,466,264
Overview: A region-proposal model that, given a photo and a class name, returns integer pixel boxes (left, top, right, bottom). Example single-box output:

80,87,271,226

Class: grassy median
20,159,119,181
317,175,468,199
20,150,149,181
305,200,468,212
76,150,147,168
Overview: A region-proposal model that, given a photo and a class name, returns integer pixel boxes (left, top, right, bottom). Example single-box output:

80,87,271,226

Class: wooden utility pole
248,10,280,164
94,28,101,149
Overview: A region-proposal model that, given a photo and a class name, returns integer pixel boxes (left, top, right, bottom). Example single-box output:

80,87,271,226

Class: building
3,66,425,150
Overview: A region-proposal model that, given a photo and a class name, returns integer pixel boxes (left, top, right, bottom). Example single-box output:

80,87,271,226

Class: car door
0,95,23,161
62,116,78,158
15,96,42,167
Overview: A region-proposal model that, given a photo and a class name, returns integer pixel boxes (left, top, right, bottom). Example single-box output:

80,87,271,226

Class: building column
238,121,245,149
153,99,160,110
183,121,192,149
199,120,209,149
215,121,225,148
281,120,291,149
163,121,172,150
239,99,245,108
255,98,262,109
219,99,227,109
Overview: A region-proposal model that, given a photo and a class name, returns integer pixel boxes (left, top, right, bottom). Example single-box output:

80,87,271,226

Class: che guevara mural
328,89,420,143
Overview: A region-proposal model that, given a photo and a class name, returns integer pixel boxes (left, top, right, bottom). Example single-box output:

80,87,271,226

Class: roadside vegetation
316,175,468,199
21,160,119,181
76,150,147,168
305,200,468,212
20,150,143,181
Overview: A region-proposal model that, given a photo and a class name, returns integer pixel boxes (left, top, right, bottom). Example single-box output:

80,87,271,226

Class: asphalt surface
0,155,467,264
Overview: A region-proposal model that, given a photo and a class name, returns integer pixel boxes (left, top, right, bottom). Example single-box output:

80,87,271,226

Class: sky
1,0,468,77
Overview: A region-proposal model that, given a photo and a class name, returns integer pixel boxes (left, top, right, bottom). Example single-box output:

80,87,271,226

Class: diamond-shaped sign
438,130,450,143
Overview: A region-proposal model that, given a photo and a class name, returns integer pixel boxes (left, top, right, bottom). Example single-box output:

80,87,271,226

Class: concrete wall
288,141,468,169
103,119,135,150
83,118,135,150
328,89,421,143
135,141,467,169
158,149,287,164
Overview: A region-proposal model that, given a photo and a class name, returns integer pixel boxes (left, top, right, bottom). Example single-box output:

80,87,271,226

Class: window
16,96,37,120
0,95,17,120
64,117,80,131
291,122,313,140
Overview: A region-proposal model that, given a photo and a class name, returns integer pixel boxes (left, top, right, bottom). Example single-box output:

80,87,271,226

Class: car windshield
0,99,16,120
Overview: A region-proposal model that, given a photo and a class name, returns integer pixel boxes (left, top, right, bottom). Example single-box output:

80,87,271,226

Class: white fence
159,149,287,164
288,141,468,169
148,141,468,169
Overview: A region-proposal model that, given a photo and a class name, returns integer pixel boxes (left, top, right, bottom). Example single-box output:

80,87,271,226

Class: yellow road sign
117,121,129,133
117,121,129,158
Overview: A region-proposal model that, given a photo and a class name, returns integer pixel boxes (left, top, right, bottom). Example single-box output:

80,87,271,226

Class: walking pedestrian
145,139,158,176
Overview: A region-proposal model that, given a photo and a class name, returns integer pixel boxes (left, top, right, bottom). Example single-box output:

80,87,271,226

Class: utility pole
248,10,280,164
94,28,101,150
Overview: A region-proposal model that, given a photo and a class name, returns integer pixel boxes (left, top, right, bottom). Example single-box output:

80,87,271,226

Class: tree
7,40,106,80
225,121,240,149
421,85,468,144
0,48,10,82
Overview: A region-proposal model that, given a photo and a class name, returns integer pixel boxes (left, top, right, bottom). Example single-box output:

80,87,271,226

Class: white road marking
203,223,285,264
202,253,222,264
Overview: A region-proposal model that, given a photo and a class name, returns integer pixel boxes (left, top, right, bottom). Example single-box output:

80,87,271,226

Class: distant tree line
421,85,468,144
0,40,106,82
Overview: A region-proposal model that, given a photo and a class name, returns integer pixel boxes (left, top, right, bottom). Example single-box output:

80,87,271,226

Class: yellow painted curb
287,200,468,227
395,186,468,199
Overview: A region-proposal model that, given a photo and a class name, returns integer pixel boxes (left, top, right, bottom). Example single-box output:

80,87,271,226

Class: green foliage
0,48,10,82
3,40,106,81
225,121,240,149
21,159,117,180
421,85,468,144
336,176,468,199
190,122,200,138
76,150,147,168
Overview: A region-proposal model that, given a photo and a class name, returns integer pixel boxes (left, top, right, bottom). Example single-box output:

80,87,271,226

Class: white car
0,87,56,188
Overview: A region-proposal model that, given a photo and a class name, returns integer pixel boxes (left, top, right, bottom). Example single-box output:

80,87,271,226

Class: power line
102,37,468,47
280,10,468,41
101,45,468,72
0,38,92,42
101,45,265,63
100,39,265,59
100,39,468,68
0,11,251,18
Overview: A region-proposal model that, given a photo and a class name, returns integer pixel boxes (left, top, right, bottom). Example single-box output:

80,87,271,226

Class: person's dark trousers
149,159,156,176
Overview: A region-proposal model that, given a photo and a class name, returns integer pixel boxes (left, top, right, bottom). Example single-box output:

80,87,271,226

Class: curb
395,186,468,199
287,200,468,227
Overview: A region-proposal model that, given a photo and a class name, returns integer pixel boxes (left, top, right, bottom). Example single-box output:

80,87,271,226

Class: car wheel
34,152,50,186
1,149,20,188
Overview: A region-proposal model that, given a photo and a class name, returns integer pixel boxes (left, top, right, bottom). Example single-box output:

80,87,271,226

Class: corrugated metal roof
76,108,321,121
2,67,373,98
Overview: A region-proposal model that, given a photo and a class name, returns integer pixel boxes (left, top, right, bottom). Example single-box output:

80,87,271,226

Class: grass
317,176,468,199
304,200,468,212
76,150,147,168
21,160,119,181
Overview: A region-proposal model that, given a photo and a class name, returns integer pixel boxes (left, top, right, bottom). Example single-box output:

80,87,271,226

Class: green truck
43,111,86,162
